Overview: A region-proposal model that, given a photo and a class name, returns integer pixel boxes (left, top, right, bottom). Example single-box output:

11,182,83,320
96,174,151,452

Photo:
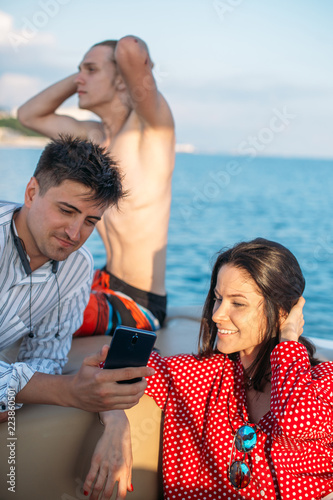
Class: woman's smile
217,328,239,336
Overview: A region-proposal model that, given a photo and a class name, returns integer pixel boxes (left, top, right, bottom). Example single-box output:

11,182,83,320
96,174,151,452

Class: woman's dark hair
198,238,320,391
34,135,125,208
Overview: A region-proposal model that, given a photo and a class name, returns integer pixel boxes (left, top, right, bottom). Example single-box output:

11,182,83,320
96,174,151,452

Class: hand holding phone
103,326,156,383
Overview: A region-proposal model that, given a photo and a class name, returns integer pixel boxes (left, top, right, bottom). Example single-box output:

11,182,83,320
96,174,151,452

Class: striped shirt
0,202,93,410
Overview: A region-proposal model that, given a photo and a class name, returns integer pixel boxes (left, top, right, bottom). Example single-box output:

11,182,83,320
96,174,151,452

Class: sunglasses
228,424,258,489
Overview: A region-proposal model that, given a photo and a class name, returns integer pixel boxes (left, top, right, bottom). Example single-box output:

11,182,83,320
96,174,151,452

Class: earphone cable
54,272,60,336
29,273,33,336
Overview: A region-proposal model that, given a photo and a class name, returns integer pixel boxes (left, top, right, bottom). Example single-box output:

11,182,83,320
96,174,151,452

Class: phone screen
103,326,156,383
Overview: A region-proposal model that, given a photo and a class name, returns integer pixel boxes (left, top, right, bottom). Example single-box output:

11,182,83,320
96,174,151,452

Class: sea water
1,148,332,340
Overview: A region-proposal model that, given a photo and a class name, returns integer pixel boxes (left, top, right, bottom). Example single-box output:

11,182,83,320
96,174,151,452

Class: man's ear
115,75,126,91
24,177,39,208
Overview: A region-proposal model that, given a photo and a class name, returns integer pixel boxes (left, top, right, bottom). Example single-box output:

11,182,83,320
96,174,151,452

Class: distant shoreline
0,135,49,149
1,135,331,160
0,135,197,153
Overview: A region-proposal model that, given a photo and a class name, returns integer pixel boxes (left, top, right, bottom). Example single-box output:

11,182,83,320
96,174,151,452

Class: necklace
246,377,253,390
243,369,253,390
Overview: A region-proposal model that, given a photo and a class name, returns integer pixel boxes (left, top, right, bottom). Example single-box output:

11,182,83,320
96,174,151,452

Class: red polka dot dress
145,342,333,499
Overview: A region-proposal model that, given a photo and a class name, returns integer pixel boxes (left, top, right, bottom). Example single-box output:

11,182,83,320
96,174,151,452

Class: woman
85,238,333,499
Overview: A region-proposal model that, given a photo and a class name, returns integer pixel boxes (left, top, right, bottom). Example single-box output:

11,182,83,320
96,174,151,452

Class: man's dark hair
33,135,124,208
198,238,320,391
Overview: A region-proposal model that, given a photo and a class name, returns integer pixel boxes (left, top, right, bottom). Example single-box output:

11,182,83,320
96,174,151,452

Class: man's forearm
17,74,77,128
15,371,74,407
14,347,154,413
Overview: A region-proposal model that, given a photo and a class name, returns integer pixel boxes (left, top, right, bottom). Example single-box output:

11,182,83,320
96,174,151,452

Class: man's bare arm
17,74,90,139
115,35,174,129
16,345,154,412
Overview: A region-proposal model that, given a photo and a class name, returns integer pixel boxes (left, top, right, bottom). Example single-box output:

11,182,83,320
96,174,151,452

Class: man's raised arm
115,35,174,129
17,74,88,139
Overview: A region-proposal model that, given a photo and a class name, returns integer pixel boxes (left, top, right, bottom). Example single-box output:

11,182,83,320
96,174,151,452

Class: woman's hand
279,296,305,343
83,410,133,499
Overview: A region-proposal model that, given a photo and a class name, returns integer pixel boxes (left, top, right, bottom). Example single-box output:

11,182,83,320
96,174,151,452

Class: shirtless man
18,35,175,335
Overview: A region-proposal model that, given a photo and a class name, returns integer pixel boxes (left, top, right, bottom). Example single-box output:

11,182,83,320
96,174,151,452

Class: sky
0,0,332,158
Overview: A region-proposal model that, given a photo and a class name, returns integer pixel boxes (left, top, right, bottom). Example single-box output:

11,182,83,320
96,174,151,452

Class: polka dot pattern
145,342,333,499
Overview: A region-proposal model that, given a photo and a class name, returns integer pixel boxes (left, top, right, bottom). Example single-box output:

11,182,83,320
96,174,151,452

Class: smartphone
103,325,157,383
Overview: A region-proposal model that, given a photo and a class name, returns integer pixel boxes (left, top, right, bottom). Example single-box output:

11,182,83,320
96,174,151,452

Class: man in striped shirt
0,136,153,422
